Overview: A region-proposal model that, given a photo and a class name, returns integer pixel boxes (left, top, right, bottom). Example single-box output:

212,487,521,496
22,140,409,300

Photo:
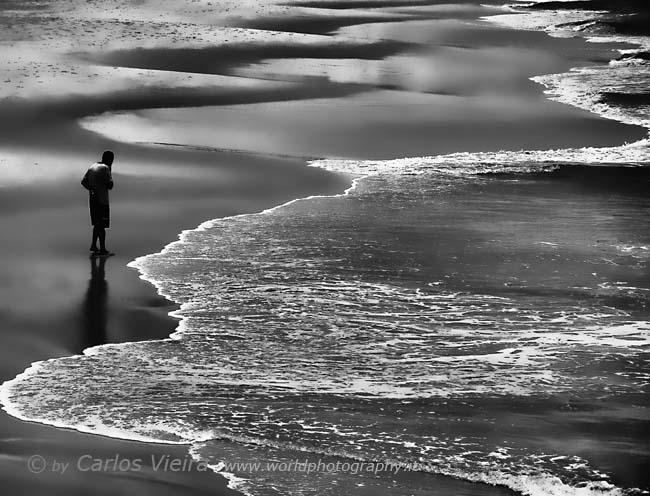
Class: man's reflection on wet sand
80,255,109,351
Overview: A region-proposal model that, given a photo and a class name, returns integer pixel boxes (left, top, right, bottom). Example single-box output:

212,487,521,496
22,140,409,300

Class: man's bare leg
90,226,100,252
91,226,108,253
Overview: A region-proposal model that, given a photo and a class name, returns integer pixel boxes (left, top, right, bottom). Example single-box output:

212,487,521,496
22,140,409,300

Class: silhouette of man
81,150,114,255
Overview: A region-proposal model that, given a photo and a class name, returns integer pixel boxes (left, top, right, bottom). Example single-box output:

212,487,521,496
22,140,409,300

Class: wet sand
0,0,647,495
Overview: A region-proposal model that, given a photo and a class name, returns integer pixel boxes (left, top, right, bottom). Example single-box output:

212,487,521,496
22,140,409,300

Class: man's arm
106,169,114,190
81,170,91,190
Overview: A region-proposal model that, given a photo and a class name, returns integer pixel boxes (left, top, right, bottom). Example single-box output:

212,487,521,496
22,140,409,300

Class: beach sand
0,0,647,495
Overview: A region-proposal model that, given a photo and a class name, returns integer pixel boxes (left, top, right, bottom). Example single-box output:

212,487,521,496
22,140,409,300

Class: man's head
101,150,114,166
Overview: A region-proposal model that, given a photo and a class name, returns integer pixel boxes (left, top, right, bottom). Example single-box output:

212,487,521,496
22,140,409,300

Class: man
81,150,114,255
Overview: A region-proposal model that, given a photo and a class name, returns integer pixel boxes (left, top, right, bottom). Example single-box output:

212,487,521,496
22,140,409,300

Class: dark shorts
89,195,110,228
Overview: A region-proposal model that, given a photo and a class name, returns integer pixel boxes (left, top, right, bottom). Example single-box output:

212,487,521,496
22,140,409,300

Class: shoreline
0,139,351,495
1,1,648,495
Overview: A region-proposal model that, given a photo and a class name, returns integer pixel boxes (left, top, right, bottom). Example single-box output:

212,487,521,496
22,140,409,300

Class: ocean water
4,163,650,496
3,2,650,496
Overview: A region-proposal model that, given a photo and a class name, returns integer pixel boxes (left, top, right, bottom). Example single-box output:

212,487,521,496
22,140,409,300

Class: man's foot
97,250,114,257
90,246,99,252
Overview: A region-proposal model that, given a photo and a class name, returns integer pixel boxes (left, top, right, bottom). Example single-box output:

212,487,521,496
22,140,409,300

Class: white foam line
126,176,364,343
188,444,256,496
188,431,628,496
0,358,187,445
484,3,649,64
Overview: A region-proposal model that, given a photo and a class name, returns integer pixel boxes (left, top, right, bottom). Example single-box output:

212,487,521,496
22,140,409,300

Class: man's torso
85,163,112,204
